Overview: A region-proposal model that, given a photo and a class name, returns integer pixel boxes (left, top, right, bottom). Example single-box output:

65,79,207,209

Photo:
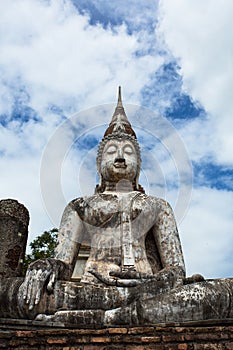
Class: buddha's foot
35,309,105,327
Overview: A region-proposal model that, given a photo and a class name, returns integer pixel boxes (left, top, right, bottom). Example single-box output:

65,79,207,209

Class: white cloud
178,117,218,163
0,0,162,116
158,0,233,164
180,187,233,278
158,0,233,278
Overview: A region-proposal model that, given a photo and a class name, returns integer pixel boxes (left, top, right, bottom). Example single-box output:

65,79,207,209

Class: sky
0,0,233,279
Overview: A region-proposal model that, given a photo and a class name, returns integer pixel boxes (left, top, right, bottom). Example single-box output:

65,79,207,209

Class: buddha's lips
114,162,127,168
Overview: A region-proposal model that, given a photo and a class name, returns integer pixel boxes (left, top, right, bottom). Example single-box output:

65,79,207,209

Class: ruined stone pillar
0,199,29,277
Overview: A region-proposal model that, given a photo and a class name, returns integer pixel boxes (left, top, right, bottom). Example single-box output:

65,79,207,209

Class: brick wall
0,321,233,349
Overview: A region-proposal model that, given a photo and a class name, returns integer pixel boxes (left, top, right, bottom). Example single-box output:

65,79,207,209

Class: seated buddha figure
18,88,232,326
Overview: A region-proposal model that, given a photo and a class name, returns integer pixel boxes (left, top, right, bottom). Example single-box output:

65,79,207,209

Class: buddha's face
100,139,138,183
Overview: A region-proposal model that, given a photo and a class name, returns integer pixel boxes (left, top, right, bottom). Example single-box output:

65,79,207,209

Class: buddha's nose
114,157,125,163
115,148,125,163
117,148,123,159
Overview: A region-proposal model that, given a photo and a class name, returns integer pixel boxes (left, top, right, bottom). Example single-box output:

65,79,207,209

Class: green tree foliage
23,228,58,275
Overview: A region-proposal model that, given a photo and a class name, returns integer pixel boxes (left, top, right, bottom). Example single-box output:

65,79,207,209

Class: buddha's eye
106,145,117,154
124,146,133,154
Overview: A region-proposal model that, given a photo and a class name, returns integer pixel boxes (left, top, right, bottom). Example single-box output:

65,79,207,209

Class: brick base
0,319,233,349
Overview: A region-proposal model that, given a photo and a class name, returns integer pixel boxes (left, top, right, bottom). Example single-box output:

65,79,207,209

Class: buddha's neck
104,180,134,193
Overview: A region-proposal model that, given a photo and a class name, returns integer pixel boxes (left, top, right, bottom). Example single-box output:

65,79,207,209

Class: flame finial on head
95,87,144,193
104,86,136,138
117,86,123,107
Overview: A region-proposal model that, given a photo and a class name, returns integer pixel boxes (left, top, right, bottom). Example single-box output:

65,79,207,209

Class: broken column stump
0,199,29,278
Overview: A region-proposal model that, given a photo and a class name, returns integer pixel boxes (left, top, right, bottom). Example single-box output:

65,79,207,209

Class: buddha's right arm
20,203,84,310
55,202,85,272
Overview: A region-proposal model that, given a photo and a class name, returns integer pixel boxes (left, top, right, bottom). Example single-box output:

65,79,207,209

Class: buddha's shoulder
66,193,172,211
66,194,112,209
136,193,170,205
133,194,174,215
67,195,95,209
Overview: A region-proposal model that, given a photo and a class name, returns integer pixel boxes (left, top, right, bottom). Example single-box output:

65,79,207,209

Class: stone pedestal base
0,318,233,349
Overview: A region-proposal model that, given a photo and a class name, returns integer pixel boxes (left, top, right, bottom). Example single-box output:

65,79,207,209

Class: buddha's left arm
152,199,186,282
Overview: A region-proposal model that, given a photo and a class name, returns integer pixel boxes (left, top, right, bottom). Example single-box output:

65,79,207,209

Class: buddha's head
96,87,144,193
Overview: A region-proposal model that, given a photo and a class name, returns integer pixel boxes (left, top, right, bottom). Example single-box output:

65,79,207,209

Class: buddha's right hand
21,258,70,310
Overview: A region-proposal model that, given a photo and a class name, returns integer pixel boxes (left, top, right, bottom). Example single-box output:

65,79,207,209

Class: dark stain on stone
6,245,21,270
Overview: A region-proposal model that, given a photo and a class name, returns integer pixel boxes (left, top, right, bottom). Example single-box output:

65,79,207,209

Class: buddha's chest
74,193,158,236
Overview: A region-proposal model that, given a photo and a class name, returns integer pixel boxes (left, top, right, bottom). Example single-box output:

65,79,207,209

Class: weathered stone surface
0,199,29,277
137,278,233,325
0,278,24,318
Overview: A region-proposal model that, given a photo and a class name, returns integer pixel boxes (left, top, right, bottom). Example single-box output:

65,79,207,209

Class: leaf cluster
22,228,58,276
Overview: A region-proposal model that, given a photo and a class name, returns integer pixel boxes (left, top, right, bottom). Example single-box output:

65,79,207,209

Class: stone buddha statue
0,88,232,326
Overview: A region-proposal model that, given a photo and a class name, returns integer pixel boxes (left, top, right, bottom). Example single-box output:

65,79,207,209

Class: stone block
47,337,67,344
108,327,128,334
0,199,29,278
141,336,161,342
162,334,185,342
177,344,188,350
91,337,111,343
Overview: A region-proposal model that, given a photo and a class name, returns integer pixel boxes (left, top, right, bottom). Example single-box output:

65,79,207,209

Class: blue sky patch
193,161,233,191
141,61,204,121
71,0,158,34
72,0,111,28
141,61,182,111
0,105,40,127
165,94,204,120
74,133,99,151
11,104,40,124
